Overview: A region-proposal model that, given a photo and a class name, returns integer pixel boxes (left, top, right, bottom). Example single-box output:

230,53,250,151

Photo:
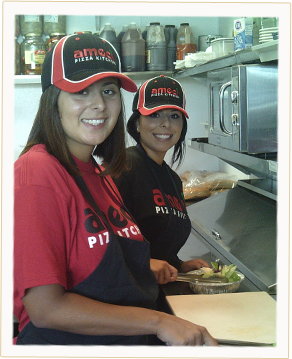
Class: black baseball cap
41,33,137,93
132,75,189,118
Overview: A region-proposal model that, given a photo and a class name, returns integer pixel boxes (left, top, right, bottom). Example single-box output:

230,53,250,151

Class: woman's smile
81,118,107,126
153,133,173,141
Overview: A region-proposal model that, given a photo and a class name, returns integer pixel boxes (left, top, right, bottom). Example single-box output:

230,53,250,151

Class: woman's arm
23,284,218,346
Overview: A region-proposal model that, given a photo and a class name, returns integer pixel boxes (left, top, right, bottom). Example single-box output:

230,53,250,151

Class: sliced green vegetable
201,263,241,282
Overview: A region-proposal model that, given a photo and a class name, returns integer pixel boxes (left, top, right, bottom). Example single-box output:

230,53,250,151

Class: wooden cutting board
166,292,276,345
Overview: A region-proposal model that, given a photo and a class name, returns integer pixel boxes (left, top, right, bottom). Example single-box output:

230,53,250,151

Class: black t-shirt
114,145,190,263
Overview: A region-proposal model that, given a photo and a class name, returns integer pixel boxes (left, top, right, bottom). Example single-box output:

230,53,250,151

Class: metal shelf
188,140,277,180
123,70,173,81
14,71,173,85
174,41,278,81
15,75,41,84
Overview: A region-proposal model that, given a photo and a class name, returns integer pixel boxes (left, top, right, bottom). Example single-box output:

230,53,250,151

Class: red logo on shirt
153,189,183,211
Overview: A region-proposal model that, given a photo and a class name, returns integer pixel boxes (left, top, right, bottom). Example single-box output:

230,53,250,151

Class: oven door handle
219,81,232,135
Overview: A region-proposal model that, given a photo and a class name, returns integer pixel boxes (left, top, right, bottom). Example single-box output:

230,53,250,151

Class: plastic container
121,22,145,72
117,25,129,42
165,25,177,70
43,15,66,35
20,15,43,36
146,22,166,71
100,23,120,56
211,38,234,58
176,23,196,60
198,35,222,52
21,33,46,74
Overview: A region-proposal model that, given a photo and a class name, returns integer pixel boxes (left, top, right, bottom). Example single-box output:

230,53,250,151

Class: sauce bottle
176,23,196,60
146,22,166,71
121,22,145,72
100,23,121,57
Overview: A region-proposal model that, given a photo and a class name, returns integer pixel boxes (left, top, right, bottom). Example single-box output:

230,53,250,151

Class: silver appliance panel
187,185,277,294
208,64,278,154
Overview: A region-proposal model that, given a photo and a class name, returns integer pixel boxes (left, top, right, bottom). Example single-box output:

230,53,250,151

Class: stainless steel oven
207,64,278,154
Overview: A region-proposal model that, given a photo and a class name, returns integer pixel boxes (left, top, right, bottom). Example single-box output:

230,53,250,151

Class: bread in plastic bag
180,170,237,200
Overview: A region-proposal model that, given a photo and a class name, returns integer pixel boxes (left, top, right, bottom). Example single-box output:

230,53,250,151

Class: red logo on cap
151,87,179,96
74,48,114,61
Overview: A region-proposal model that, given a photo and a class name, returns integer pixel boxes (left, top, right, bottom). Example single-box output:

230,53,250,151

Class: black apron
16,160,159,345
137,145,191,270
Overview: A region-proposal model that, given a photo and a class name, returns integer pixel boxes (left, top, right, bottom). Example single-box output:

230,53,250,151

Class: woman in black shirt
115,75,209,278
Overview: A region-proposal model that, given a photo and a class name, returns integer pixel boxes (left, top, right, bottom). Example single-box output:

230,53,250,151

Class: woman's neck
139,144,165,166
68,144,94,163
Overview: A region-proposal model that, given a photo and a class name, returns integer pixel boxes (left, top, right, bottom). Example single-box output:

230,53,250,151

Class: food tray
188,272,244,294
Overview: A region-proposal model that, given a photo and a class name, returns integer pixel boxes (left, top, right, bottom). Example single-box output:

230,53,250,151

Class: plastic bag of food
180,170,237,200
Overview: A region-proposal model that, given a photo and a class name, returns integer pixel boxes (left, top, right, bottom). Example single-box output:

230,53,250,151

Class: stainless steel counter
186,184,277,295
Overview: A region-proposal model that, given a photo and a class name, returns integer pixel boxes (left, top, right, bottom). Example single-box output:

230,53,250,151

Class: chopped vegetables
201,262,241,283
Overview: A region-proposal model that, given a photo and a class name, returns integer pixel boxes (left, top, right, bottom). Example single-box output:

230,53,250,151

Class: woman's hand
150,259,177,284
180,259,210,273
156,311,218,346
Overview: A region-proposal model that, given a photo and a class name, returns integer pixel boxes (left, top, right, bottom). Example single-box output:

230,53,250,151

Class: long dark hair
20,85,127,178
127,110,187,168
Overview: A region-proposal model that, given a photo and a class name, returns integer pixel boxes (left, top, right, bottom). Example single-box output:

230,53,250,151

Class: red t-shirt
14,145,143,331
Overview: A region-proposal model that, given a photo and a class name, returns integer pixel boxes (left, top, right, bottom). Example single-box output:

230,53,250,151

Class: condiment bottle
146,22,166,71
100,23,121,57
121,22,145,72
46,32,66,51
117,25,129,42
176,23,196,60
165,25,177,70
21,33,46,75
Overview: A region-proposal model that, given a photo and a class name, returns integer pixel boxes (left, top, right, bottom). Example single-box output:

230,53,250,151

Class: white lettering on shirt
88,236,97,248
88,232,110,248
117,225,141,238
155,206,187,219
130,225,138,236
